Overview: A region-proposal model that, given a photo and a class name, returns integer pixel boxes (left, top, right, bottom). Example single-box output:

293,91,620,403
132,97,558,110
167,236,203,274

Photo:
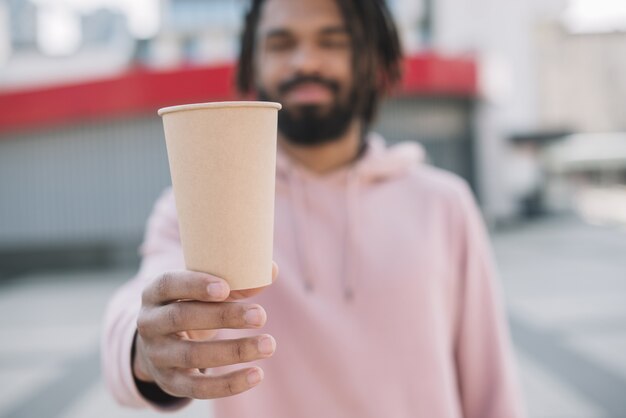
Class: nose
289,43,323,75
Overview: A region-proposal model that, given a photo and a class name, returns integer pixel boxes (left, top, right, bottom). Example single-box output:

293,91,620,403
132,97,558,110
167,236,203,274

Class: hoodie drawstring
285,165,361,302
277,134,424,302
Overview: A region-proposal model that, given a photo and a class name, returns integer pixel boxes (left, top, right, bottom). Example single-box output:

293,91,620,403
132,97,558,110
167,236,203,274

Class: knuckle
218,305,230,327
221,375,246,397
141,286,151,305
223,304,244,327
226,379,237,396
136,311,151,337
211,376,238,397
231,340,248,362
156,272,175,301
167,305,183,331
180,342,198,368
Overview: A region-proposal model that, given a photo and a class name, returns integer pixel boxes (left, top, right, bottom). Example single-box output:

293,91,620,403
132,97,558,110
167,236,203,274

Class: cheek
255,54,284,92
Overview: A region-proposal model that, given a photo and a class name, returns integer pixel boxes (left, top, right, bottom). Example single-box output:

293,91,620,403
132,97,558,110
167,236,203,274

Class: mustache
278,75,340,96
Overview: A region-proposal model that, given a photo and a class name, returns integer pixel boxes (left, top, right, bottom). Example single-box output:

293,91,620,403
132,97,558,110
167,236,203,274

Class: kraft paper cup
158,101,281,290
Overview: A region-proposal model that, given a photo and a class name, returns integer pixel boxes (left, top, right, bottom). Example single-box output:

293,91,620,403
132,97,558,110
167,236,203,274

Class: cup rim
158,101,282,116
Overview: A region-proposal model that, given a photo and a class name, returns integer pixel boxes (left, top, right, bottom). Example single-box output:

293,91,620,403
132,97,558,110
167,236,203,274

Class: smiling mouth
284,83,334,104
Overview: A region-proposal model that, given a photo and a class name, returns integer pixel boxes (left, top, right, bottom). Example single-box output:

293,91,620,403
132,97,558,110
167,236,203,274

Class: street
1,216,625,418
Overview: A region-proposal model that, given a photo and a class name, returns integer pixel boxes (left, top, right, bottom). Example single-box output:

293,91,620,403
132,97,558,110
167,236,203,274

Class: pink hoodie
102,134,526,418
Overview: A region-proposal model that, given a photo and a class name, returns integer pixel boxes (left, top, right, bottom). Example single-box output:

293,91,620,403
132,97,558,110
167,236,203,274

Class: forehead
258,0,346,34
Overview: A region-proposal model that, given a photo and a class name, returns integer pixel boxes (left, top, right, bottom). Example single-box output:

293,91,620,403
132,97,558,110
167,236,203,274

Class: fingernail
247,368,263,386
258,336,275,355
207,282,226,297
244,308,264,326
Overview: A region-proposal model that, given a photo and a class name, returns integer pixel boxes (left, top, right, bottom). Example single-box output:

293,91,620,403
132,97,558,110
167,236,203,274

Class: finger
156,335,276,369
142,271,230,306
165,367,265,399
228,262,279,301
150,302,267,335
272,261,279,281
185,329,218,341
228,286,268,301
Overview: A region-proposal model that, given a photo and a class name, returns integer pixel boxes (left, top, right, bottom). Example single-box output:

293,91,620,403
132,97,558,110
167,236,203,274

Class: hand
133,263,279,399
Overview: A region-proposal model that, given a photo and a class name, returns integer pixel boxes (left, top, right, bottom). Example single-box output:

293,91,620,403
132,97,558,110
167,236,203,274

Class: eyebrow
319,26,349,36
262,25,349,40
263,28,292,40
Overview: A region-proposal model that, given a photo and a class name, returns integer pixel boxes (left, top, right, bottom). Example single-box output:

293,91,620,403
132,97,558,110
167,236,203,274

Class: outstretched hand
133,261,279,399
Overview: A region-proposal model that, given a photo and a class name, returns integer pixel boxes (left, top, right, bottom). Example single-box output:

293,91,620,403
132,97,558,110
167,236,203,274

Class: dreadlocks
236,0,403,127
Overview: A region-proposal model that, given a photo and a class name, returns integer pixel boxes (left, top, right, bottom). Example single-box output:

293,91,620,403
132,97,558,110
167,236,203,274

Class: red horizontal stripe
0,54,476,134
402,53,477,96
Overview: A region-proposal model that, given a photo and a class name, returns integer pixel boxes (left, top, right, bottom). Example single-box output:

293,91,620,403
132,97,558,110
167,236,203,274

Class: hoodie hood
274,133,425,301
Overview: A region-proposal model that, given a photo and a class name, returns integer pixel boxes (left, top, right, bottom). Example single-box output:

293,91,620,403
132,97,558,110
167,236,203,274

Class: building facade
0,55,477,275
6,0,616,272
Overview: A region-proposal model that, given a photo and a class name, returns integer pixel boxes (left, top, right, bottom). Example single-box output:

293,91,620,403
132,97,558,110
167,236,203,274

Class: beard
257,75,356,147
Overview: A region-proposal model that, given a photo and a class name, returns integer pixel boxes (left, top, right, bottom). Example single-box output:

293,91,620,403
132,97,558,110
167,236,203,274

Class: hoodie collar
276,132,425,185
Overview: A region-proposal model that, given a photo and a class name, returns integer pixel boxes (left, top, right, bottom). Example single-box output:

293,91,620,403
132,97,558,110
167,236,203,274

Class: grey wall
376,97,475,187
0,97,474,274
0,116,171,274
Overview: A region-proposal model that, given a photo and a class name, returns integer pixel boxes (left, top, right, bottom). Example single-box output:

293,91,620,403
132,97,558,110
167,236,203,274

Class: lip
284,83,333,104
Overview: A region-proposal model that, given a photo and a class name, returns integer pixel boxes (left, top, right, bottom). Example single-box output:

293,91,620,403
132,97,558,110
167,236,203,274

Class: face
254,0,357,146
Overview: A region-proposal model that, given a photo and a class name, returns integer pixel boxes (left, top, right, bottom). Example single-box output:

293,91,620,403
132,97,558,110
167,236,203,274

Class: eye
266,38,295,52
319,36,350,49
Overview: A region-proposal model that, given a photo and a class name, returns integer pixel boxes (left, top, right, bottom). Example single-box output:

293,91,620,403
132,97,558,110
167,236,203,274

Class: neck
278,119,364,175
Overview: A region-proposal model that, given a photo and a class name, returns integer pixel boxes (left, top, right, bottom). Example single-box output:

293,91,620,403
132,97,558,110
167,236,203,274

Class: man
102,0,526,417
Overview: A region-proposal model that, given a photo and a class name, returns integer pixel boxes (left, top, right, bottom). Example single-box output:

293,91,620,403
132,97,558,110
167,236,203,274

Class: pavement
0,215,625,418
495,216,626,418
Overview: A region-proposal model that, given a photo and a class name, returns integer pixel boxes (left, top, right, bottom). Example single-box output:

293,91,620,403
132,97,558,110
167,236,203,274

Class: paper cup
158,101,281,290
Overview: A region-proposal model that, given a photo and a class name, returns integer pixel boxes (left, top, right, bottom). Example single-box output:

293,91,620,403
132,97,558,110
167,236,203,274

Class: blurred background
0,0,625,417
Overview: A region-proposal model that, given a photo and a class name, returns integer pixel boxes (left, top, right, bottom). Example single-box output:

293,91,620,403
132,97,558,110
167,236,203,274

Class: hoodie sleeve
452,181,526,418
100,187,191,411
